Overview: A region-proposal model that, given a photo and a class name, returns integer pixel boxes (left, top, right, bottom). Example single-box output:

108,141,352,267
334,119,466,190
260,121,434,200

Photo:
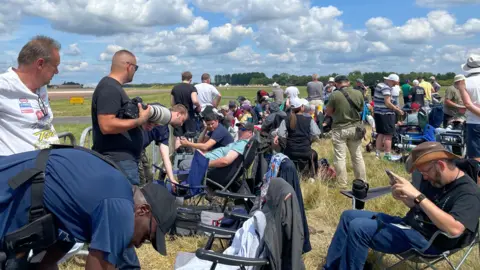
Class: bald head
111,50,136,71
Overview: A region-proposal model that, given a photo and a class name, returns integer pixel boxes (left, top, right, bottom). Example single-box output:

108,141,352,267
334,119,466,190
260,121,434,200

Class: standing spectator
354,78,368,100
456,55,480,161
419,76,434,106
284,86,300,109
430,76,441,93
195,73,222,110
0,35,61,155
306,73,324,107
171,71,201,148
324,77,336,105
443,75,466,127
373,74,404,160
271,82,284,103
401,80,412,104
325,75,366,189
391,84,401,106
411,80,426,107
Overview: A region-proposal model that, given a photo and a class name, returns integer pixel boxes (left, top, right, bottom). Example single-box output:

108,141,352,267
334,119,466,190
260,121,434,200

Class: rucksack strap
8,148,51,223
339,89,362,119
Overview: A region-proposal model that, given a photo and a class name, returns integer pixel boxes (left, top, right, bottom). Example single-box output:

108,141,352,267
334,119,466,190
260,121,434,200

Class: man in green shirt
443,84,466,127
402,80,412,104
325,75,366,189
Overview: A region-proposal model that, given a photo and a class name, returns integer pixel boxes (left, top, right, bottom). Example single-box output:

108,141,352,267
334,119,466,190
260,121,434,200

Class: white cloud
226,46,263,65
175,17,209,35
0,2,22,34
267,48,297,63
367,41,390,53
7,0,194,35
416,0,480,8
193,0,309,23
427,10,480,35
99,45,124,61
64,43,81,56
63,61,89,72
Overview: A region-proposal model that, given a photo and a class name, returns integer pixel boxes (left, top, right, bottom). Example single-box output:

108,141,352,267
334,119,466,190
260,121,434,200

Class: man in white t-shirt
195,73,222,110
0,35,61,156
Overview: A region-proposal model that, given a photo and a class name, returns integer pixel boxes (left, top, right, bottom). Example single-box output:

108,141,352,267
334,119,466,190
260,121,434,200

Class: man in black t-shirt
323,142,480,270
411,79,426,107
180,113,233,152
171,71,201,148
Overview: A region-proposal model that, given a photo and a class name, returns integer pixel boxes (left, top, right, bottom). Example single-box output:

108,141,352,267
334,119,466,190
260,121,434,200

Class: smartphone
385,170,398,184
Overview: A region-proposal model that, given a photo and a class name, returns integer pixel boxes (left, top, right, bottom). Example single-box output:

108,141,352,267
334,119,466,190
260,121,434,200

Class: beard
430,169,444,188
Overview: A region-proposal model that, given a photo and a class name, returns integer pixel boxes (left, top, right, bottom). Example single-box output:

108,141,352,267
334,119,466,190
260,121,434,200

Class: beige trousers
332,126,367,188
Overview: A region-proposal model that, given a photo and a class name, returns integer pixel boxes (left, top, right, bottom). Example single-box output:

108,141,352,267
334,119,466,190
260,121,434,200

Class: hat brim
462,63,480,73
152,226,167,256
406,150,461,173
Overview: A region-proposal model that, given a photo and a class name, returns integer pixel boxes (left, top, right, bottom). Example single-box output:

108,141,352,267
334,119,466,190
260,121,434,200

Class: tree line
214,71,457,87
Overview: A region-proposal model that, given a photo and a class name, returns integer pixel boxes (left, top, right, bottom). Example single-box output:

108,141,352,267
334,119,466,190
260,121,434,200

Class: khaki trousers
332,126,367,188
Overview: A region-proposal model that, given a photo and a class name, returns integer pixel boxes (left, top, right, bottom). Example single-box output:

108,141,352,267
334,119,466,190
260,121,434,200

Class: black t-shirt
403,175,480,251
91,76,143,161
171,83,197,117
206,124,234,150
411,86,425,106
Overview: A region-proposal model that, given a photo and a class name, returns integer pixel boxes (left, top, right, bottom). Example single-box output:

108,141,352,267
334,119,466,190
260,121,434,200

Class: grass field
55,85,479,269
51,86,308,117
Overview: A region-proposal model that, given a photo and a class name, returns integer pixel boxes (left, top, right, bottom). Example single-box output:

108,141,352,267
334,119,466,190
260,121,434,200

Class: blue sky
0,0,479,85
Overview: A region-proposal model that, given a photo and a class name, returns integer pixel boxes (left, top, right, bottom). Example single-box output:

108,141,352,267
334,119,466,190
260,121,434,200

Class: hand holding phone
386,170,401,185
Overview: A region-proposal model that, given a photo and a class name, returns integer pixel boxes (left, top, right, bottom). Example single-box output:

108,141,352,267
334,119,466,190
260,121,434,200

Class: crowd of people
0,35,480,270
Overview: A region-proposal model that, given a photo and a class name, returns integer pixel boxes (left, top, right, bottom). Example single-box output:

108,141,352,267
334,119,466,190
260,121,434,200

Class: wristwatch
414,194,426,205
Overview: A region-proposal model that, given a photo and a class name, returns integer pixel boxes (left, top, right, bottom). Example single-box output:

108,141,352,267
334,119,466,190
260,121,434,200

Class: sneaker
383,155,391,161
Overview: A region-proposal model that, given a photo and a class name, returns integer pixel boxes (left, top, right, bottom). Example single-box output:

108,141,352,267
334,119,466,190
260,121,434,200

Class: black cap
235,122,255,131
140,183,177,255
334,75,349,83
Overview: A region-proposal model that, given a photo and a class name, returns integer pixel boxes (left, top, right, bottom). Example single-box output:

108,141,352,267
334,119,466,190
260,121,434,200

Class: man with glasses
0,35,61,156
91,49,152,186
180,113,233,152
323,142,480,270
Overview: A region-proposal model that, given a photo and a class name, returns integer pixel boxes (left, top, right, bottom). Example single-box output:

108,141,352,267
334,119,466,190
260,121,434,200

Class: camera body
117,97,172,126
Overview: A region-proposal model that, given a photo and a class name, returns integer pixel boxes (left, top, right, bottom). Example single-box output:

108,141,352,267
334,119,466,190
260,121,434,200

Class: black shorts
374,113,396,135
173,117,197,137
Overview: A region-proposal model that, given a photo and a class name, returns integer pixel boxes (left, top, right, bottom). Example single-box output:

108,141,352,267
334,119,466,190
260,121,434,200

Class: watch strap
414,193,426,205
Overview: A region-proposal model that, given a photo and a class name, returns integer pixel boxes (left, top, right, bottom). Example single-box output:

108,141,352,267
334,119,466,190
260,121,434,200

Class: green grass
51,86,308,117
55,124,91,144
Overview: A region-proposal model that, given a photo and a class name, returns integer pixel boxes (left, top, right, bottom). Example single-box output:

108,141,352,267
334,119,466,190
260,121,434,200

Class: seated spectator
323,142,480,270
228,100,237,115
240,103,253,123
276,98,321,175
178,123,255,186
400,102,421,126
180,113,233,152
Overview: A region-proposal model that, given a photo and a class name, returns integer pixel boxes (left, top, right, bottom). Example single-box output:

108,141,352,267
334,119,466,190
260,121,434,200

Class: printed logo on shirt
19,98,29,103
21,109,34,114
36,110,45,120
19,102,32,108
33,129,56,141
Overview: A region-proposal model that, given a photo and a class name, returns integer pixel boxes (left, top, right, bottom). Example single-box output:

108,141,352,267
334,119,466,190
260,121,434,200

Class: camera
117,97,171,125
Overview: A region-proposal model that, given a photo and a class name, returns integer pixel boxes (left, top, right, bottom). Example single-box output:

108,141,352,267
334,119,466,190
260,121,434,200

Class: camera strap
339,88,362,121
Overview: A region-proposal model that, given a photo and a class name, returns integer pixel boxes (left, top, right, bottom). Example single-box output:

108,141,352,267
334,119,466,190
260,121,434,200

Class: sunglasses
38,96,49,117
125,61,139,71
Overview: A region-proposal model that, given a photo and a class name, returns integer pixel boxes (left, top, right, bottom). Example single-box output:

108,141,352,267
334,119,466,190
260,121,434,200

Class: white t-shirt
0,67,59,155
284,86,299,99
195,83,220,109
465,75,480,124
391,85,401,97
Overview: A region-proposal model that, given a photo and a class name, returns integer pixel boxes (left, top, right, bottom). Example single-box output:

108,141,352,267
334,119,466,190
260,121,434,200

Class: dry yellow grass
60,132,479,270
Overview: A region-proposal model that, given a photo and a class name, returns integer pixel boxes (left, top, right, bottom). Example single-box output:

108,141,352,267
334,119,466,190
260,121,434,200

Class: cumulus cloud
192,0,309,23
226,46,263,65
99,45,124,61
0,2,22,34
62,61,89,72
416,0,480,8
7,0,194,35
64,43,81,56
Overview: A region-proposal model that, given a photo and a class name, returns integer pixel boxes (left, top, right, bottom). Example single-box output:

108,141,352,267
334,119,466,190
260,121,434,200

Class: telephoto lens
147,104,171,125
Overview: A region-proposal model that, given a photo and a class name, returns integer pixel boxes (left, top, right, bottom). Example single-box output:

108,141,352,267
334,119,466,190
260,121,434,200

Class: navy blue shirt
0,149,134,266
206,124,234,150
142,125,170,149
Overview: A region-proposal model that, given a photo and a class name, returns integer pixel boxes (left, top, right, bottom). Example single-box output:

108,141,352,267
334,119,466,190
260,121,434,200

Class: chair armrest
215,191,256,200
224,210,251,221
197,223,236,236
421,230,463,252
195,249,269,267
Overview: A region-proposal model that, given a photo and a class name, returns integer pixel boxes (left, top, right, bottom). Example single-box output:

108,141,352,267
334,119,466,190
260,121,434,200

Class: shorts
466,123,480,158
374,113,396,135
173,117,197,137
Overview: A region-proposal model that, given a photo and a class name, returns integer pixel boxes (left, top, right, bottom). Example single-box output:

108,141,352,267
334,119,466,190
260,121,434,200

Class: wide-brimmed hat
454,74,466,83
405,142,461,173
462,54,480,73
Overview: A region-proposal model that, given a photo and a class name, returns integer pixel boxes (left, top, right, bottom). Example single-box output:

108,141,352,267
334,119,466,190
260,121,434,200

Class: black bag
339,89,366,140
352,179,369,210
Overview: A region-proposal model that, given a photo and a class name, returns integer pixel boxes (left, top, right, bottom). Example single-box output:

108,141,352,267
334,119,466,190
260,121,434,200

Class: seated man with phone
323,142,480,270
